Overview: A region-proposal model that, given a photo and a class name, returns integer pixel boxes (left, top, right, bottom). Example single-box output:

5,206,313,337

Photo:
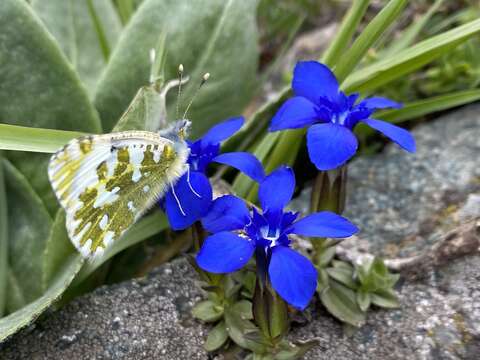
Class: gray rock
1,105,479,359
0,261,208,359
298,255,480,360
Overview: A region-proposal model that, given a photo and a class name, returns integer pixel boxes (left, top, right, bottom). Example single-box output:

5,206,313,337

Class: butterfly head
158,119,191,142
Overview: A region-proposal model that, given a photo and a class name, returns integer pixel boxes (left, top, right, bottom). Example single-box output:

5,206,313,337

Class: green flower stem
252,279,288,344
310,166,348,264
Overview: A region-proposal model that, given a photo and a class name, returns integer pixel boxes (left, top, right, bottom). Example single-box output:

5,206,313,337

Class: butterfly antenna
182,72,210,120
176,64,184,119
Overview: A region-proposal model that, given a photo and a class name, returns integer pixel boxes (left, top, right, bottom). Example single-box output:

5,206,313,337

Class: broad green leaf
0,254,83,343
75,211,169,284
204,321,228,352
0,0,102,214
343,18,480,93
224,306,265,353
319,280,366,327
32,0,122,94
0,154,7,316
334,0,408,82
3,159,52,310
192,300,224,322
5,270,26,315
321,0,370,67
94,0,259,137
0,124,83,154
371,289,400,309
42,210,75,289
326,267,357,290
356,290,371,312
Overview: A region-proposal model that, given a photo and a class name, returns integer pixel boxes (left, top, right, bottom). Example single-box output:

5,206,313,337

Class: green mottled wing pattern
48,131,188,258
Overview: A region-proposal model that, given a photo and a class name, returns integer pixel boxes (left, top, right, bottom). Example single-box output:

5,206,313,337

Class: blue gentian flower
270,61,416,170
196,166,358,309
162,117,265,230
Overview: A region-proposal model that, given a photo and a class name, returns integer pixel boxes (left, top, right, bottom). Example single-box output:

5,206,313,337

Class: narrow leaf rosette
196,166,358,309
161,117,264,230
270,61,416,170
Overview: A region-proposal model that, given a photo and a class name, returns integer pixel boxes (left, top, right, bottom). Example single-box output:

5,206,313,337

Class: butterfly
48,120,190,259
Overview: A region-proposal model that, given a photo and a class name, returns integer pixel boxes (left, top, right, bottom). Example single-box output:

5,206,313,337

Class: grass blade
384,0,444,55
0,124,84,153
343,18,480,93
335,0,408,82
0,154,7,317
357,88,480,139
86,0,111,61
321,0,371,67
378,88,480,123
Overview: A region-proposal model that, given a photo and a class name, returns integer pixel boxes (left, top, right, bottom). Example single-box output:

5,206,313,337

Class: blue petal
196,232,254,273
213,152,265,183
292,61,339,103
259,166,295,213
306,123,358,170
201,116,244,145
361,118,416,153
269,97,319,131
164,172,213,230
359,96,402,111
202,195,250,233
268,246,317,310
288,211,358,238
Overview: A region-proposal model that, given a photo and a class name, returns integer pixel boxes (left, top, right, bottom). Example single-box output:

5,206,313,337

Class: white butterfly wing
48,131,188,258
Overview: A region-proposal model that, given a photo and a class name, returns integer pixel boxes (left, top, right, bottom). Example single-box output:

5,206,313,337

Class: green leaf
204,320,228,352
264,129,304,173
0,254,84,342
0,154,7,316
31,0,122,94
42,210,75,288
334,0,408,82
319,280,366,327
356,290,371,312
224,306,265,353
371,289,400,309
233,300,253,321
5,270,26,314
75,210,169,284
383,0,444,55
0,124,84,154
0,0,102,214
343,18,480,92
192,300,224,322
94,0,259,137
378,89,480,123
316,246,336,268
326,267,357,290
321,0,370,67
3,159,52,311
232,132,279,199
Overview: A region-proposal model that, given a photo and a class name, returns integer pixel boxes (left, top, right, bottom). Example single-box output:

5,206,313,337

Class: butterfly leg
186,165,202,198
170,182,187,216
